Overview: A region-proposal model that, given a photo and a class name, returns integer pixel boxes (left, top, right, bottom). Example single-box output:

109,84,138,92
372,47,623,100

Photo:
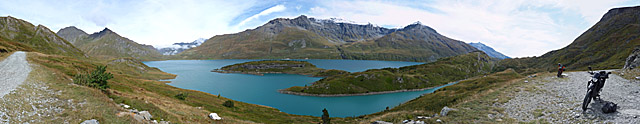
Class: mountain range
156,38,207,55
178,15,478,62
56,26,162,60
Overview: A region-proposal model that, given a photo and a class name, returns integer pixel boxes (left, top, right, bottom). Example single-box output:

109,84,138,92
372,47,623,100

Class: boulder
139,111,153,120
440,106,456,116
209,113,222,120
133,114,145,122
80,119,99,124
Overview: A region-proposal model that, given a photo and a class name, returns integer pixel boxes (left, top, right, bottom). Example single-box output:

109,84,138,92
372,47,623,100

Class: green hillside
213,60,349,76
57,27,163,61
498,6,640,72
0,16,84,57
179,15,477,62
284,51,494,95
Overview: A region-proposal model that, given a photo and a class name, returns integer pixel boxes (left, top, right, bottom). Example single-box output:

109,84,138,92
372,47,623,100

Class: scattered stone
524,80,529,83
440,106,456,116
80,119,99,124
436,119,442,123
402,120,425,124
574,113,580,118
496,119,503,122
372,120,393,124
416,116,430,119
119,104,130,109
636,77,640,80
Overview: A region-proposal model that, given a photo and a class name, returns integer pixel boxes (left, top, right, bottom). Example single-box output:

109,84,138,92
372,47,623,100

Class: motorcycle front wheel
582,90,593,111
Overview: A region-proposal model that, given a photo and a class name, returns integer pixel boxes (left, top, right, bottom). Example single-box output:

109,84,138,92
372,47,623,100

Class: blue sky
0,0,638,57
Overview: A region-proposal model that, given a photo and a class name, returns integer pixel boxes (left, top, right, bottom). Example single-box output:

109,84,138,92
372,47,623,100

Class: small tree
223,100,234,108
175,92,188,100
74,65,113,90
322,108,330,124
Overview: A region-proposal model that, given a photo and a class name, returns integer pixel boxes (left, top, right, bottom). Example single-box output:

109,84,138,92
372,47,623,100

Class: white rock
209,113,222,120
80,119,99,124
440,106,456,116
138,111,152,120
436,119,442,123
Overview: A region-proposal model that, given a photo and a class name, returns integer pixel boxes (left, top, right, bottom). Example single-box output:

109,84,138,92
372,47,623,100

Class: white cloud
0,0,258,46
0,0,636,57
306,0,635,57
237,4,286,26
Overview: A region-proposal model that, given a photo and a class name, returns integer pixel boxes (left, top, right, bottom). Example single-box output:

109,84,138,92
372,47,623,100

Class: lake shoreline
278,82,459,97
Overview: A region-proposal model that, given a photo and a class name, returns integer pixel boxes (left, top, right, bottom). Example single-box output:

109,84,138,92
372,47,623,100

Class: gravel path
0,51,31,98
500,71,640,123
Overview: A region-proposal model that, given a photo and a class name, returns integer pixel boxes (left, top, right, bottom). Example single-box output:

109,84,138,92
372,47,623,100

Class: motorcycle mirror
608,72,612,74
588,66,592,71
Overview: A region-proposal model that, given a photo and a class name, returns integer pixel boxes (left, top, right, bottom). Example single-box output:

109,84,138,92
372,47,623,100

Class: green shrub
73,65,113,90
322,108,330,124
223,100,234,108
175,92,188,100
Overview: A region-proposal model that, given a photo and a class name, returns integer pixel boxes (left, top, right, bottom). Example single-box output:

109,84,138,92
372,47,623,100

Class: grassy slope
179,23,476,62
0,17,84,58
24,52,320,123
215,60,349,76
330,69,524,123
71,30,163,61
179,27,340,60
339,26,477,62
285,51,494,94
497,6,640,73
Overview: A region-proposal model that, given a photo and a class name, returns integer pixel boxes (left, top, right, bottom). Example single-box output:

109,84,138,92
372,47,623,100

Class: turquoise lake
144,59,456,117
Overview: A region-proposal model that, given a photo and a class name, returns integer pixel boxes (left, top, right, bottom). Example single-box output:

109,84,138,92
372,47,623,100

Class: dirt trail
500,71,640,123
0,51,31,98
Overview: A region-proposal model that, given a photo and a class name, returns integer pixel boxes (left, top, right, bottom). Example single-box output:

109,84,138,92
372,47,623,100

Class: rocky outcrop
440,106,456,116
624,47,640,69
469,42,510,59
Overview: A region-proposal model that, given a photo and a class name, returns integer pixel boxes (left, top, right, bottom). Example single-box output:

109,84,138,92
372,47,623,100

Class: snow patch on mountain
155,38,207,55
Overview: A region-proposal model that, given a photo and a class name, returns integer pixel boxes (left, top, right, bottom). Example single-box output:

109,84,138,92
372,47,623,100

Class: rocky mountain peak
600,6,639,23
400,22,437,33
57,26,89,44
89,27,116,38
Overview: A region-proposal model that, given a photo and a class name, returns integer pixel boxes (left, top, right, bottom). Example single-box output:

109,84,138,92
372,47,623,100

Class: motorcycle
582,67,611,111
